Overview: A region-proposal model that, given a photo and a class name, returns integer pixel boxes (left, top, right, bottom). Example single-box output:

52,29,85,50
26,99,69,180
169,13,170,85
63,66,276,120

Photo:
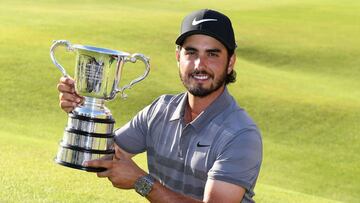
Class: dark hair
225,69,236,85
225,48,236,85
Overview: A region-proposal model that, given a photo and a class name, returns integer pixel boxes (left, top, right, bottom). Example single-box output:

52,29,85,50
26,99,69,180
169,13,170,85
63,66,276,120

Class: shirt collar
191,87,233,132
169,88,234,132
169,93,188,121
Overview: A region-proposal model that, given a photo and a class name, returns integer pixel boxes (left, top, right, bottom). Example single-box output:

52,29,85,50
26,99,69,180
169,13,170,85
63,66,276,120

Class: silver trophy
50,40,150,172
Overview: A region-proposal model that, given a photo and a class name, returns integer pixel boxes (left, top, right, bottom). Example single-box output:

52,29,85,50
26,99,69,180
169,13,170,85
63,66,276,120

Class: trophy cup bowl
50,40,150,172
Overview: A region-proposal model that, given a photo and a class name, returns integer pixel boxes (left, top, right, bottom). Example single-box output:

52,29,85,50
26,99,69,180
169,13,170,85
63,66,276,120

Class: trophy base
55,159,106,172
55,143,114,173
55,107,115,173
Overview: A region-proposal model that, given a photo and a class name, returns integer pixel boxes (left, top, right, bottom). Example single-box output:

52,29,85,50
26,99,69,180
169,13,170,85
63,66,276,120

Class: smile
193,74,209,80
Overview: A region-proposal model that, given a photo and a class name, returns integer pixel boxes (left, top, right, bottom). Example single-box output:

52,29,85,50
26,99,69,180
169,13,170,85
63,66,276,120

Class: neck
184,86,225,123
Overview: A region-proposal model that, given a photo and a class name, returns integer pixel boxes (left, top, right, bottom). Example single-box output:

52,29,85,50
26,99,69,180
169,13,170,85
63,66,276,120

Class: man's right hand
57,76,84,113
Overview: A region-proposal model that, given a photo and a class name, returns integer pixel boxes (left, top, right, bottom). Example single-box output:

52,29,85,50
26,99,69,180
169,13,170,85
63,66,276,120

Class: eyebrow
183,46,222,53
206,48,221,53
184,47,197,52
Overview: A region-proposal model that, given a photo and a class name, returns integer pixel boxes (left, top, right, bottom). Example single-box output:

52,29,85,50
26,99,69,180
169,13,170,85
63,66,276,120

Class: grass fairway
0,0,359,202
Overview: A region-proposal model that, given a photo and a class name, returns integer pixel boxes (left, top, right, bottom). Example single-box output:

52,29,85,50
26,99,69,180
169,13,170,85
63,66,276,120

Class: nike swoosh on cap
192,18,218,26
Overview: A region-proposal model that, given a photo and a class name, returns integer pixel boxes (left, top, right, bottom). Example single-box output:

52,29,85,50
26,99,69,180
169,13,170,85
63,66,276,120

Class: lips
190,70,212,81
193,74,209,80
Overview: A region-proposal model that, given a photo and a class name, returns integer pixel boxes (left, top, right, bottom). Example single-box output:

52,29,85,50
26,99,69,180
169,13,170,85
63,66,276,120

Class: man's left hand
84,145,146,189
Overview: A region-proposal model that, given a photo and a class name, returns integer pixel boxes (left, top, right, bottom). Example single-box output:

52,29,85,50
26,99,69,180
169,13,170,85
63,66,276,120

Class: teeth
193,75,209,80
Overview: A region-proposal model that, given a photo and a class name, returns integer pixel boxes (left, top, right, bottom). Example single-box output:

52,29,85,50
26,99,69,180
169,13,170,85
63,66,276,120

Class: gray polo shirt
115,88,262,202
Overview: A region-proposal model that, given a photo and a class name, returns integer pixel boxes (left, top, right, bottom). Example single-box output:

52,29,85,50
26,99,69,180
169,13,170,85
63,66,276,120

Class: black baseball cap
175,9,237,51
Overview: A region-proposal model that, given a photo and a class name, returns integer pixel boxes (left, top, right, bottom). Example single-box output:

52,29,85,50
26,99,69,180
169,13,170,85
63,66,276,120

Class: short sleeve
207,129,262,192
114,97,161,154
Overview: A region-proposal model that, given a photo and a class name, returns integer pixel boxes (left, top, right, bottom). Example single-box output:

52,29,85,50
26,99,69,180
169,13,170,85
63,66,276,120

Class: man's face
176,34,234,97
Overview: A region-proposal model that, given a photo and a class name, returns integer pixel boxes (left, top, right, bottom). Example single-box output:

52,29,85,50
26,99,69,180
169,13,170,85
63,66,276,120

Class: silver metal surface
67,117,113,134
50,40,73,77
74,49,121,99
71,97,114,121
50,40,151,100
55,146,113,167
62,132,114,151
50,40,151,172
72,44,128,56
117,53,150,98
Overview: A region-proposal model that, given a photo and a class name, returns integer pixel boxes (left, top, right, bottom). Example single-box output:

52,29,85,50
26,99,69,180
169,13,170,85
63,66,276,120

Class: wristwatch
134,174,155,197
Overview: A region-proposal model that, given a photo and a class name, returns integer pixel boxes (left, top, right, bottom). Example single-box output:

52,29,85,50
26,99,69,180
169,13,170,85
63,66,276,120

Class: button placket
178,123,192,159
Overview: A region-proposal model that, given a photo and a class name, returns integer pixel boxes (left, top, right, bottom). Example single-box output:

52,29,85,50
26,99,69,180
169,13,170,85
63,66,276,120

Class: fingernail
76,98,81,103
83,161,88,166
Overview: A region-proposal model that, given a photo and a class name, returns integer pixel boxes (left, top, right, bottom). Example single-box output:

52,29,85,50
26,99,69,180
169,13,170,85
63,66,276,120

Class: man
57,9,262,203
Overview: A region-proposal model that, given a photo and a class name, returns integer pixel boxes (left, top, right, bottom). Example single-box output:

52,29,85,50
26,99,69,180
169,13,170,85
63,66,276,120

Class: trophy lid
72,44,130,56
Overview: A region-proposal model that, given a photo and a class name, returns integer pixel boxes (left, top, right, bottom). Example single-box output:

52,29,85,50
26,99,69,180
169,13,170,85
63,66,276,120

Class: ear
227,53,236,74
175,47,180,62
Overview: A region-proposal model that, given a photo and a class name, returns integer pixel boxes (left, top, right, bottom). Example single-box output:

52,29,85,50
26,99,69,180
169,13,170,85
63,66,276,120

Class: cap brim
175,30,234,51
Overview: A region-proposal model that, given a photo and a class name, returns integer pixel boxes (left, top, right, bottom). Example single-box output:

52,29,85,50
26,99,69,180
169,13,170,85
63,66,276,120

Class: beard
179,64,228,98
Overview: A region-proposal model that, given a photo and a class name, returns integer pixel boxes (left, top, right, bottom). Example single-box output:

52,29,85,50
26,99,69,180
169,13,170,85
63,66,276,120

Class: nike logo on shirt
192,18,218,26
197,141,210,147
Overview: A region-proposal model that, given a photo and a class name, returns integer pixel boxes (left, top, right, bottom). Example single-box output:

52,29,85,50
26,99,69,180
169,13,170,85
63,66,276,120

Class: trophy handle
116,53,150,98
50,40,73,77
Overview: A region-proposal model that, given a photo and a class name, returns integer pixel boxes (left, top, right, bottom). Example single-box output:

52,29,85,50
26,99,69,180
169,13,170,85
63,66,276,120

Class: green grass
0,0,359,202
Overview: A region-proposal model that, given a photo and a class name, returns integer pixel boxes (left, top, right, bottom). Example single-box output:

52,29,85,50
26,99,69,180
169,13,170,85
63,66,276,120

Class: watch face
139,181,150,194
135,175,154,196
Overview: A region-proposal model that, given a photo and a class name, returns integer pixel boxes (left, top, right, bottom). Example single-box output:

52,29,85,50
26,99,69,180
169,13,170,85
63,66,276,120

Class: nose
194,56,206,70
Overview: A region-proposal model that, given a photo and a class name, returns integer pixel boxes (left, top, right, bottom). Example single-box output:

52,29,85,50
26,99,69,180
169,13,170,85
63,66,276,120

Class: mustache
190,70,213,77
